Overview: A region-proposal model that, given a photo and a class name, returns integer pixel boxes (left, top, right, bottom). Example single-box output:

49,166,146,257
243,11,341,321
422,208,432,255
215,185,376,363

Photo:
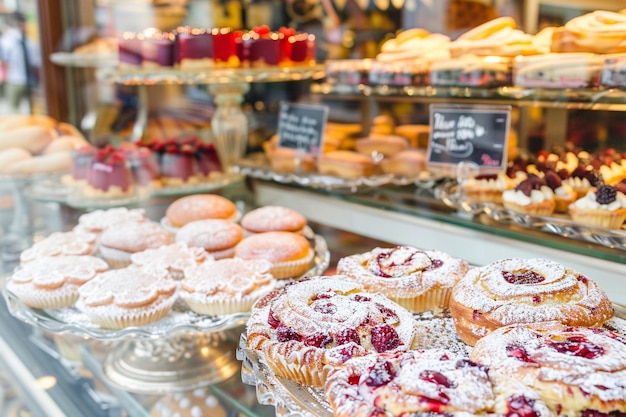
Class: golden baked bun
449,258,614,346
317,150,377,178
379,149,426,177
354,135,409,158
551,10,626,54
165,194,238,228
394,124,430,148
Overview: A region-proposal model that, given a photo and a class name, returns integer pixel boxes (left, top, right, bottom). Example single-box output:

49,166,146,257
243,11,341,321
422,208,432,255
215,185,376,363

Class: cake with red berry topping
325,349,497,417
449,258,614,346
568,184,626,229
337,246,469,313
84,145,135,198
245,275,415,387
470,322,626,417
174,27,214,70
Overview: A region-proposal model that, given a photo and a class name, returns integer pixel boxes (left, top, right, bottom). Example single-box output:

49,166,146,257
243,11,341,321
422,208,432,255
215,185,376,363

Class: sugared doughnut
449,258,614,346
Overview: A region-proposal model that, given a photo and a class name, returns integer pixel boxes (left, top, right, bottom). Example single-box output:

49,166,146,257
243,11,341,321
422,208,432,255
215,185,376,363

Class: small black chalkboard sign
427,104,511,171
277,102,329,155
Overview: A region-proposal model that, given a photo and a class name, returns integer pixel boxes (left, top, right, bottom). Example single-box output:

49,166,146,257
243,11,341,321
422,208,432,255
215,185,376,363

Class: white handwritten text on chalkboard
277,103,328,154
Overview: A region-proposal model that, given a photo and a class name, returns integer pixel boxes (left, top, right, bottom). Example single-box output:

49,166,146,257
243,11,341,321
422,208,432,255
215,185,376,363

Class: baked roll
245,275,415,387
337,246,469,313
470,322,626,416
325,349,495,417
449,258,614,346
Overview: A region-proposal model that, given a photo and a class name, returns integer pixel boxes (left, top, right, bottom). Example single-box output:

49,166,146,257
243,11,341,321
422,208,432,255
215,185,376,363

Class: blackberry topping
544,170,562,190
514,174,544,197
585,170,604,187
595,185,617,205
614,181,626,195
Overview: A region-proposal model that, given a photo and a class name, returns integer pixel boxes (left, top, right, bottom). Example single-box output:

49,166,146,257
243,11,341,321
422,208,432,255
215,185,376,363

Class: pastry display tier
437,183,626,252
24,172,244,209
50,51,118,68
2,232,329,340
311,83,626,111
238,308,626,417
99,64,326,86
234,154,438,192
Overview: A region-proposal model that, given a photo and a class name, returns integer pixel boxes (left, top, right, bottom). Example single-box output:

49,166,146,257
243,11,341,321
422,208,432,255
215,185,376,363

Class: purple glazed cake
175,27,214,69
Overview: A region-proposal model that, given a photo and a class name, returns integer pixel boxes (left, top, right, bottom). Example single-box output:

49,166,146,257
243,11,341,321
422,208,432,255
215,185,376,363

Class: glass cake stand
98,65,326,169
3,233,330,394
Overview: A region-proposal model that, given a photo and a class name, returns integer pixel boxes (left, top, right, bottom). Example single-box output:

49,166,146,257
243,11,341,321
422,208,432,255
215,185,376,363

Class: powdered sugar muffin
99,221,174,268
7,255,109,308
130,242,210,280
245,275,415,387
175,219,243,259
76,265,178,329
240,206,307,235
470,322,626,416
568,184,626,229
325,349,496,416
234,231,313,279
181,258,276,315
20,231,97,263
165,194,238,230
337,246,469,313
73,207,146,236
449,258,614,346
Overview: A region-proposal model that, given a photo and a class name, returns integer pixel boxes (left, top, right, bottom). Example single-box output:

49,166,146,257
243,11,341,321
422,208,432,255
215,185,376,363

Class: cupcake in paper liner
234,231,314,279
181,257,277,315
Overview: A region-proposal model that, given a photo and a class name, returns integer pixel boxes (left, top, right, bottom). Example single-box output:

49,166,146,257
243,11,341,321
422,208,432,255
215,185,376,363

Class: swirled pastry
449,258,614,346
7,255,109,308
325,349,495,416
470,322,626,416
245,275,415,387
337,246,469,312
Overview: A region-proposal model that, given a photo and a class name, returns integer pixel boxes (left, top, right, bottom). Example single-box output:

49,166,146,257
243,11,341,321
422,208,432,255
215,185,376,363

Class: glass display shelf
98,65,326,86
311,82,626,111
50,52,118,68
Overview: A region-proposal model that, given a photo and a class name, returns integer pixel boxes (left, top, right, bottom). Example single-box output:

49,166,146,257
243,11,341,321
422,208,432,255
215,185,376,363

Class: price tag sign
427,104,511,172
277,102,329,155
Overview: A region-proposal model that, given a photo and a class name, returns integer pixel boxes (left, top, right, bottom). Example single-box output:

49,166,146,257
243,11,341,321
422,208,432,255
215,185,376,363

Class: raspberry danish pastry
325,349,496,416
337,246,469,312
449,258,613,345
470,322,626,416
245,275,415,387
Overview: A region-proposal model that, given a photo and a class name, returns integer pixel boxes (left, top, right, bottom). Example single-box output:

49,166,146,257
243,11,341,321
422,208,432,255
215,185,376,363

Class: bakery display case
1,1,626,416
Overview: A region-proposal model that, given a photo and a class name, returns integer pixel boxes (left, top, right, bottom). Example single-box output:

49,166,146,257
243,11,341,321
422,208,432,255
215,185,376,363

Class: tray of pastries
237,246,626,417
3,199,330,339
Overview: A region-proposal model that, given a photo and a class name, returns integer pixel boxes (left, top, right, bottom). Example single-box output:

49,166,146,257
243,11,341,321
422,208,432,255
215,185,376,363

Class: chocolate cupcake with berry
543,170,576,213
568,184,626,229
502,174,556,216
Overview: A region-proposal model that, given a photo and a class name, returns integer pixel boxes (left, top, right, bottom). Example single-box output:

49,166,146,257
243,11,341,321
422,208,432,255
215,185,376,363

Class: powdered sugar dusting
175,219,243,251
241,206,306,233
471,322,626,409
20,231,97,262
235,232,311,263
130,242,210,274
100,221,173,252
77,207,146,232
337,246,469,298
